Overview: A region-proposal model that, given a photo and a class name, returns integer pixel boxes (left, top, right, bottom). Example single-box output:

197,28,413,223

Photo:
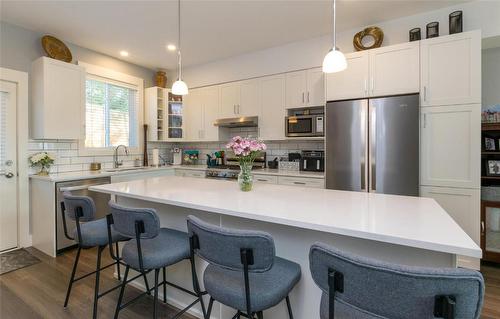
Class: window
78,62,143,155
85,77,138,148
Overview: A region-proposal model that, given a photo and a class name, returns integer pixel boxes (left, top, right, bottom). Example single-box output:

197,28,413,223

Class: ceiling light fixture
120,50,129,57
167,44,177,51
172,0,188,95
322,0,347,73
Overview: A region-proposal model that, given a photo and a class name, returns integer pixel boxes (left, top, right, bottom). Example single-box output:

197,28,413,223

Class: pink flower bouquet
226,136,266,191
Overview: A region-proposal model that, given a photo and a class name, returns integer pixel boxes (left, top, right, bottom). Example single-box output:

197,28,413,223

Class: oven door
286,116,315,137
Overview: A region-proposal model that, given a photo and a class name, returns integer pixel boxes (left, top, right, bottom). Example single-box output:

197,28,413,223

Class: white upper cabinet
326,52,369,101
183,88,203,141
420,30,481,106
239,79,261,117
370,42,420,97
260,74,286,140
420,104,480,189
201,86,220,141
31,57,85,139
285,68,324,108
220,82,240,118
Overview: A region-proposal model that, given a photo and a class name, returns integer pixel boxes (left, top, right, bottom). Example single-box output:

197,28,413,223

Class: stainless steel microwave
285,115,324,137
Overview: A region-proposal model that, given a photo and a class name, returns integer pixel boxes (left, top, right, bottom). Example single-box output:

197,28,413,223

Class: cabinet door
220,83,240,118
45,61,84,139
420,104,480,188
202,86,220,141
183,89,203,141
260,75,285,140
370,42,419,97
240,79,261,117
306,67,325,107
285,70,307,108
325,51,369,101
420,30,481,106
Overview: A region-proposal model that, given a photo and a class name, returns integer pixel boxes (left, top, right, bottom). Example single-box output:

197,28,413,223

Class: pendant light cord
332,0,337,50
177,0,182,80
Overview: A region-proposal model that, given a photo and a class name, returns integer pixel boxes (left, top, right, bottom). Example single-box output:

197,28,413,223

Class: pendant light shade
323,0,347,73
172,0,188,95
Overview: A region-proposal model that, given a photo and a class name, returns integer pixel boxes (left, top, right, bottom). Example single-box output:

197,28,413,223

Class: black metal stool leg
257,311,263,319
162,267,167,303
64,247,81,307
142,270,151,295
114,265,129,319
153,269,160,319
205,297,214,319
115,242,121,281
92,245,105,319
285,295,294,319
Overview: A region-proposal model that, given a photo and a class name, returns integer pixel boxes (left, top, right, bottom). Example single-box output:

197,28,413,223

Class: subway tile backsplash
28,128,323,174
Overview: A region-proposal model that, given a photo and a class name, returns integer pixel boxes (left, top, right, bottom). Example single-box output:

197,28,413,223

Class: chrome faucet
113,145,129,168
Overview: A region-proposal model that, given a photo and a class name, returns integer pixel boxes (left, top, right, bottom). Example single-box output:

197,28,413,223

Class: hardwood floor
1,247,500,318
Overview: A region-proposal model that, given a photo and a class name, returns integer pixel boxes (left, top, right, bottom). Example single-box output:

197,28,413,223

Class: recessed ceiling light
120,51,129,57
167,44,177,51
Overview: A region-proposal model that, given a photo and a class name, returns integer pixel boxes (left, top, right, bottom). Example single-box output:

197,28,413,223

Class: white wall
183,0,500,88
482,46,500,108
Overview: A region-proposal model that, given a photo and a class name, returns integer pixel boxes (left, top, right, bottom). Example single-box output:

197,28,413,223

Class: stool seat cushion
74,217,127,248
203,256,301,312
122,228,190,270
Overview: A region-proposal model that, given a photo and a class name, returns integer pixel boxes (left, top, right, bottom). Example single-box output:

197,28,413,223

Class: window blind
85,77,138,148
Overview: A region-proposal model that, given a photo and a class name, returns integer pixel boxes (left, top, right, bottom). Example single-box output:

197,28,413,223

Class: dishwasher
56,177,111,254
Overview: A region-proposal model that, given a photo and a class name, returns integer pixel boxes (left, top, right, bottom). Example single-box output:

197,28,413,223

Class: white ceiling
1,0,468,70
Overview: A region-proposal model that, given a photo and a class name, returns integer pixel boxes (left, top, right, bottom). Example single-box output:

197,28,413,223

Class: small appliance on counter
268,157,279,169
172,148,182,165
300,150,324,172
183,150,199,165
285,106,324,137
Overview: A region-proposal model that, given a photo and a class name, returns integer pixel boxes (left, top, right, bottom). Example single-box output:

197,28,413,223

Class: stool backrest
109,201,160,239
187,215,275,272
63,192,96,222
309,242,484,319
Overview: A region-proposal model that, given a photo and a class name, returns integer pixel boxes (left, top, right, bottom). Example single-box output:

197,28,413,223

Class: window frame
77,61,144,156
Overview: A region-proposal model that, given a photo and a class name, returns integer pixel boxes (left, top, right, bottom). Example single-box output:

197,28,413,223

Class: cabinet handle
364,78,368,96
371,77,374,95
233,105,236,114
423,114,427,128
307,92,310,103
257,179,267,182
481,221,485,235
238,104,241,114
302,92,305,104
293,181,306,185
423,86,427,102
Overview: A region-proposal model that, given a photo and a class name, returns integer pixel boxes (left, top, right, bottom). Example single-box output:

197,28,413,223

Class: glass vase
38,165,49,176
238,162,253,192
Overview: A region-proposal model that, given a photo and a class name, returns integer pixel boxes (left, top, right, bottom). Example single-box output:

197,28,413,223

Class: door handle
370,104,376,192
1,172,14,178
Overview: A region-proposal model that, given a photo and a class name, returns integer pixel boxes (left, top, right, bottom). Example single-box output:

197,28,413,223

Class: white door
285,70,306,109
202,86,220,141
420,104,481,188
325,51,369,101
260,75,285,140
219,83,240,118
183,88,203,141
370,42,420,97
305,67,324,107
0,80,18,251
239,79,261,117
420,30,481,106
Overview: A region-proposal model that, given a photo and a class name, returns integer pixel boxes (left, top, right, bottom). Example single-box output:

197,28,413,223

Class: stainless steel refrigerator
325,94,419,196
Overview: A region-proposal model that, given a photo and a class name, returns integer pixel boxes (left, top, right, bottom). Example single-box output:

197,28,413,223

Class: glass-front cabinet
145,87,184,141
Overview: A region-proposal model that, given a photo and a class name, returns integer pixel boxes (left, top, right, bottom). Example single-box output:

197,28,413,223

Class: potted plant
226,136,266,191
29,152,55,175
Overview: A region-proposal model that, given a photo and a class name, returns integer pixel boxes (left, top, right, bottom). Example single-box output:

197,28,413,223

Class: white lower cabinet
175,169,205,178
253,174,278,184
420,186,480,269
278,176,325,188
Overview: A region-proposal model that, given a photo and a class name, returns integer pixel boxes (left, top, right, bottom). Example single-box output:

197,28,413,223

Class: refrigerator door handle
369,103,377,192
360,102,368,191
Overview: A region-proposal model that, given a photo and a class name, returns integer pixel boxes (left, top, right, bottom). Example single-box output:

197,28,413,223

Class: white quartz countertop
89,176,481,258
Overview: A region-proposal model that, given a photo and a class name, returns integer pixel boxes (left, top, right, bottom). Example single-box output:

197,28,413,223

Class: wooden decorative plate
41,35,72,62
353,27,384,51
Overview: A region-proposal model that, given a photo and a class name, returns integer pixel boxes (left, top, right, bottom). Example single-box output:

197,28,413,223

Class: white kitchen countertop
29,165,324,182
90,175,481,258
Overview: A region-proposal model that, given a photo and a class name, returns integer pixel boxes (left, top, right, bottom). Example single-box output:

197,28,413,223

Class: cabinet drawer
175,169,205,178
278,176,324,188
253,174,278,184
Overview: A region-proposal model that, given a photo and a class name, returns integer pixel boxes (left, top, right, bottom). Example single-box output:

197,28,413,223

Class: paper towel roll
152,148,159,166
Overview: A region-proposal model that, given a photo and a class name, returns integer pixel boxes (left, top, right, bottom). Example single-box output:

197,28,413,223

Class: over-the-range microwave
285,114,324,137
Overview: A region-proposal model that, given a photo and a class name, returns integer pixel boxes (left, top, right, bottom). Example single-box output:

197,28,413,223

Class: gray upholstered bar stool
309,242,485,319
186,215,301,319
107,201,207,319
61,192,129,319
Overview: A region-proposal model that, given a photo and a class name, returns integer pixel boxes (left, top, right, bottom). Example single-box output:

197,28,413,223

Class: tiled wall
27,128,323,174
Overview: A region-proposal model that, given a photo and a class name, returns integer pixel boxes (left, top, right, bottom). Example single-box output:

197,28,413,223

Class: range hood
214,116,258,128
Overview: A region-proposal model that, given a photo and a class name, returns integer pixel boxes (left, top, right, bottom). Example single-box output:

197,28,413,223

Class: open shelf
482,176,500,180
482,123,500,131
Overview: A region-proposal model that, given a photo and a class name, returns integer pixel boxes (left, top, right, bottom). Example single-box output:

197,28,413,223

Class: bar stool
106,201,207,319
186,215,301,319
309,242,485,319
61,192,131,319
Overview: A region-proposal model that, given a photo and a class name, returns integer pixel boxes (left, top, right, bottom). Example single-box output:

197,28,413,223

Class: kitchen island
90,176,481,319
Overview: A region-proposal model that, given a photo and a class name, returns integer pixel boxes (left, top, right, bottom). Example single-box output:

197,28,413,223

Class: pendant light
322,0,347,73
172,0,188,95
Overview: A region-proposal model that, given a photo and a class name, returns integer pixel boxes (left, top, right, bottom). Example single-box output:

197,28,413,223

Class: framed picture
487,160,500,176
485,137,497,151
